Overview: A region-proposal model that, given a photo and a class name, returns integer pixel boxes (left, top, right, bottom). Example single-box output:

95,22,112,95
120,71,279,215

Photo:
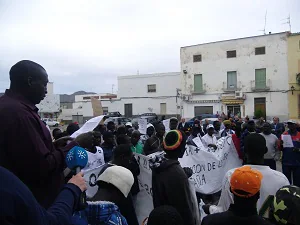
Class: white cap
287,120,297,124
207,124,214,130
147,123,154,128
97,166,134,197
125,122,132,127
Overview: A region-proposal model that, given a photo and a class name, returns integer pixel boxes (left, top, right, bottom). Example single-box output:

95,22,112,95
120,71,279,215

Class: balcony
251,79,270,91
191,83,206,95
222,81,241,92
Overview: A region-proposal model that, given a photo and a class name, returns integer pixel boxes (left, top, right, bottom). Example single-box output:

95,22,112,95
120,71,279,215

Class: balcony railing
222,81,241,92
191,84,206,95
250,79,270,91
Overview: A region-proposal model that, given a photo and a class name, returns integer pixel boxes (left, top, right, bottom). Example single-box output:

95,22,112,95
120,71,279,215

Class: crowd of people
0,60,299,225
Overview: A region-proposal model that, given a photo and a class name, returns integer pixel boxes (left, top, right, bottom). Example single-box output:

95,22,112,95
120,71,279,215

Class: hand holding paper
281,135,294,148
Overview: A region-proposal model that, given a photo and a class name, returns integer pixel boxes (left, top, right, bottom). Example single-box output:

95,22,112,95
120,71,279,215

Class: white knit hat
97,166,134,197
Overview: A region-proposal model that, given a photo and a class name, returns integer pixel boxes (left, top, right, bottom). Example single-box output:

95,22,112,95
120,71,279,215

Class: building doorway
160,103,167,115
254,98,266,119
227,105,241,117
124,104,133,117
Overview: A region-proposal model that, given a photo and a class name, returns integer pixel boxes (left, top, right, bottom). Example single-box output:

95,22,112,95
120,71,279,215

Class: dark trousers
264,159,276,170
282,165,300,187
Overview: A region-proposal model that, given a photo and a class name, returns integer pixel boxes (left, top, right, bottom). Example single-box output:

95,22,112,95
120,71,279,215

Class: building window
227,71,237,90
193,54,202,62
255,47,266,55
227,50,236,58
254,97,266,119
194,74,203,92
147,84,156,93
160,103,167,114
83,96,100,100
194,106,213,116
255,68,266,89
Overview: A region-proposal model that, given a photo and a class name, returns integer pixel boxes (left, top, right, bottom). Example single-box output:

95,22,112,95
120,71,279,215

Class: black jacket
151,159,195,225
96,163,139,225
201,204,273,225
178,122,189,131
271,123,285,138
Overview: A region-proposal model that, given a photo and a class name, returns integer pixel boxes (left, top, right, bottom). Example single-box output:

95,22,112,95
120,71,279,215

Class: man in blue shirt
0,166,86,225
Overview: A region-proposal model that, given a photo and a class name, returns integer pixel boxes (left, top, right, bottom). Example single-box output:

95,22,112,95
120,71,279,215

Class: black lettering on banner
185,146,194,156
208,162,216,170
143,183,153,196
195,174,206,187
207,162,211,171
89,173,97,187
143,158,148,169
191,164,205,174
136,156,141,165
194,148,200,154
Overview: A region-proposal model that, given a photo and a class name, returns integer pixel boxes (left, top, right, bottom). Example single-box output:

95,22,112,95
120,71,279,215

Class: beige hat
97,166,134,197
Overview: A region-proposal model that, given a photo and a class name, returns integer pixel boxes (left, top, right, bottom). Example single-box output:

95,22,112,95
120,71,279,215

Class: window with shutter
193,55,202,62
227,71,237,89
194,74,203,92
147,84,156,93
255,47,266,55
255,69,266,89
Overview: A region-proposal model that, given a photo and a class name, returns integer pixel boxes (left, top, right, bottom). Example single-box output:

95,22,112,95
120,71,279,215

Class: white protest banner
133,153,154,225
162,119,170,132
82,146,105,173
138,118,148,134
71,115,106,138
192,136,205,149
179,137,242,194
83,165,105,199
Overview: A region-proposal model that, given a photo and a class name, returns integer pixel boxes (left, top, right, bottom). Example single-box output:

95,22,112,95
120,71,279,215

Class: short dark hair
52,128,61,137
116,134,130,145
244,133,266,158
113,144,132,159
155,123,165,131
117,126,127,136
9,60,46,86
147,205,184,225
66,123,80,135
103,131,114,140
107,121,115,126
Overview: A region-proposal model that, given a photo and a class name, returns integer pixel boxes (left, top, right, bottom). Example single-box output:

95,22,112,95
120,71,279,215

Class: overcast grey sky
0,0,299,94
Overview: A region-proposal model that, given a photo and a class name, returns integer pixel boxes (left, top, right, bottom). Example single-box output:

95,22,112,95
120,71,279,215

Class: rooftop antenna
259,10,267,34
282,14,291,32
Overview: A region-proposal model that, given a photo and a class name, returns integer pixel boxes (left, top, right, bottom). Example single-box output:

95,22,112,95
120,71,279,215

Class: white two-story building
180,32,290,120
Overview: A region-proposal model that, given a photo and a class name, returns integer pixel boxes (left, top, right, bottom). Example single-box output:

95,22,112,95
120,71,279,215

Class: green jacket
131,142,143,154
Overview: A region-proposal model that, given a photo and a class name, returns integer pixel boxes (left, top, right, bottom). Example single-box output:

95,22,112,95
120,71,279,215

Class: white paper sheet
192,136,205,149
138,118,147,134
281,135,294,148
71,115,106,138
162,119,170,132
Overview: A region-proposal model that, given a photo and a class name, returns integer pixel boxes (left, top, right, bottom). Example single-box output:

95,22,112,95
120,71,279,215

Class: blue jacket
281,130,300,166
71,202,128,225
0,166,81,225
